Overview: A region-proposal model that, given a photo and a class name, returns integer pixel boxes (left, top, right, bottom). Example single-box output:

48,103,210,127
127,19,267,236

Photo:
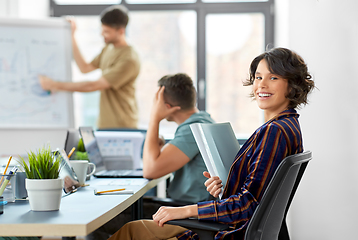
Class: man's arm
39,75,111,92
69,19,97,73
143,142,191,179
142,87,184,179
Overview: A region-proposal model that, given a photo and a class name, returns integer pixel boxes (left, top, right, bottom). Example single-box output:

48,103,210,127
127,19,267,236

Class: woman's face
253,59,290,121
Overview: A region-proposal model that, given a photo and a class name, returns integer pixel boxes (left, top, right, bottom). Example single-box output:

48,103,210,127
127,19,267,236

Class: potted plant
70,138,91,181
70,138,88,160
18,146,63,211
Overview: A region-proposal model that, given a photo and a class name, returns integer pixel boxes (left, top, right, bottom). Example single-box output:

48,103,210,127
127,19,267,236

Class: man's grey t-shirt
167,111,215,203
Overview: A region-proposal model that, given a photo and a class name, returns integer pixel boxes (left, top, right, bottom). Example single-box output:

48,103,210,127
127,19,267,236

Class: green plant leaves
77,138,86,152
17,146,61,179
73,151,88,160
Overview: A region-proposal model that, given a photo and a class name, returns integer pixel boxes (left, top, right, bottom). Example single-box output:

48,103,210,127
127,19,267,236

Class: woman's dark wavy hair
244,47,315,109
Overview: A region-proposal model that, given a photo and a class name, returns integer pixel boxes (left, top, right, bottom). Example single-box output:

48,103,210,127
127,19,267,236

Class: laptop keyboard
95,170,133,177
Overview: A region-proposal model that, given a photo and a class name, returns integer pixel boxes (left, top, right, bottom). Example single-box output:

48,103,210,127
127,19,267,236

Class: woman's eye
255,76,262,80
270,77,278,80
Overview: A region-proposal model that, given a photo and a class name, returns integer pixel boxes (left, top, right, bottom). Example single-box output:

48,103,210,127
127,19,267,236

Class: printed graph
0,25,72,128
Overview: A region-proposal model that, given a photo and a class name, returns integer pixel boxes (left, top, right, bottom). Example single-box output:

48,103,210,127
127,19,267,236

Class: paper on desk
93,179,148,186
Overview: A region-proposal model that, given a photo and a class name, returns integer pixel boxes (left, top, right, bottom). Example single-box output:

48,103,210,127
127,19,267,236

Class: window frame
50,0,274,111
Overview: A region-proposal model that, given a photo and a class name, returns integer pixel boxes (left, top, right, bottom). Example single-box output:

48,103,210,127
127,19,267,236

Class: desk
0,176,168,237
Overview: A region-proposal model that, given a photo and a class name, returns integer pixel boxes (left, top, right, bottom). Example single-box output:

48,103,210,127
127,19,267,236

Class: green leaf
16,145,61,179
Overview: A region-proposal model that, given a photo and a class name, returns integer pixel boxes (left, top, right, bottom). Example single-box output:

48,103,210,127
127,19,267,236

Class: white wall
276,0,358,239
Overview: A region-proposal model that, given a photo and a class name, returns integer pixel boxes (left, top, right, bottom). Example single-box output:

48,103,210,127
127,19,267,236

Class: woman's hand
203,171,223,198
152,205,198,227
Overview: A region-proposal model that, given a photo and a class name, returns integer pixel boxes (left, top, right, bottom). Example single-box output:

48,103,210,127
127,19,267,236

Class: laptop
78,126,143,178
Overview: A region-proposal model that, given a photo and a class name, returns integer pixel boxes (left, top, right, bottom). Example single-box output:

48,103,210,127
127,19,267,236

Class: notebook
190,122,241,198
78,127,143,178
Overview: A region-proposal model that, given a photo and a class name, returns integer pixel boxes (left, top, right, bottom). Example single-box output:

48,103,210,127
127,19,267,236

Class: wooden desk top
0,176,167,237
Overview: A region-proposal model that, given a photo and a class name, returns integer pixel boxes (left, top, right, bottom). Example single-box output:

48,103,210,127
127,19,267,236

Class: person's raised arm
142,87,187,179
39,75,110,92
68,18,97,73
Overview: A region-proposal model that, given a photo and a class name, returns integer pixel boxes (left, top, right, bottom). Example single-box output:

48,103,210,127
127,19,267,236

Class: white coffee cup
69,160,96,186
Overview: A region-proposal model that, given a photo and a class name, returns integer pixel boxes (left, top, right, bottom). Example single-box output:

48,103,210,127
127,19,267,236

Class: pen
0,156,12,186
94,188,126,195
67,147,76,159
0,167,18,197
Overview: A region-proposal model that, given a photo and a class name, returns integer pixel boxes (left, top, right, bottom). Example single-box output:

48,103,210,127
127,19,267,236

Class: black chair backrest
244,151,312,240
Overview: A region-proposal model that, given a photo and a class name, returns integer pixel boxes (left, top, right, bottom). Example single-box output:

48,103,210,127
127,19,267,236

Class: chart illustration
0,23,73,128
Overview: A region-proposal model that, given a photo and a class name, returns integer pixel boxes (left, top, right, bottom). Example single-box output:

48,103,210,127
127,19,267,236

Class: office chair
167,151,312,240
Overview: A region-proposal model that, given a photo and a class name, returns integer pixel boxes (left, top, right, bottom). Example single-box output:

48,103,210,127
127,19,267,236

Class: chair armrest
166,219,230,232
143,196,193,207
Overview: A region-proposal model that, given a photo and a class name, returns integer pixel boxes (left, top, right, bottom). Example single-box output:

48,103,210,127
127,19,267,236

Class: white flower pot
26,178,63,211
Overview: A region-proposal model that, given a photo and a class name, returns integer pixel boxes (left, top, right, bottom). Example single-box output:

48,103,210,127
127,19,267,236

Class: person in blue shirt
143,73,215,203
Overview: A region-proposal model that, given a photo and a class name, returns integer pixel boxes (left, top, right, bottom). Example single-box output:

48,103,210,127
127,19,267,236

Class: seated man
142,73,215,203
86,73,215,240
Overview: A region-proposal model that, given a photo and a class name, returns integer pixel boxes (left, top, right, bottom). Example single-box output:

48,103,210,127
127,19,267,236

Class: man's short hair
100,5,129,29
158,73,196,111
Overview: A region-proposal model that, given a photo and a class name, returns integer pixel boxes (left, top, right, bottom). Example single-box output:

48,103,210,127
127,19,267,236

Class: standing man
39,5,140,129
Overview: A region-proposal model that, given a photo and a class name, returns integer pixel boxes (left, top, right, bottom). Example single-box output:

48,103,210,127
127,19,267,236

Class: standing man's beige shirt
91,44,140,129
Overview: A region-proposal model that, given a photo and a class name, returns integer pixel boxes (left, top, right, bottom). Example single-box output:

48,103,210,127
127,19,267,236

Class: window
70,16,103,128
54,0,120,4
206,13,265,137
50,0,274,138
127,0,196,4
128,11,197,136
202,0,267,2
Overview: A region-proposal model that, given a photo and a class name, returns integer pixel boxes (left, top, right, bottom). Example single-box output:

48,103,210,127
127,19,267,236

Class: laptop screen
79,126,104,168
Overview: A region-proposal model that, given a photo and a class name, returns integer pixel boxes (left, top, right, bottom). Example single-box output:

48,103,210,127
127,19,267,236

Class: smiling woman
106,47,316,240
244,47,315,118
252,60,290,121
